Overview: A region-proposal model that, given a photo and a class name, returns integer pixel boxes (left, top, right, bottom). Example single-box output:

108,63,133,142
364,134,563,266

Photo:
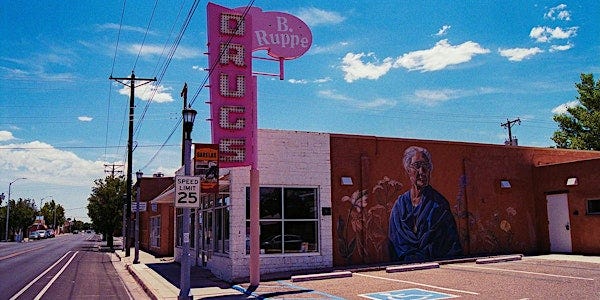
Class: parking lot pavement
240,255,600,299
114,251,599,299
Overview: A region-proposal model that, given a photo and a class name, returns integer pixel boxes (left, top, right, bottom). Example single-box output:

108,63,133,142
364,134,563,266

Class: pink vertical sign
207,3,256,167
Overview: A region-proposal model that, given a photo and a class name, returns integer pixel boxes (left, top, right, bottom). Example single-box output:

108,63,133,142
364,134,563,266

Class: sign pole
179,137,193,299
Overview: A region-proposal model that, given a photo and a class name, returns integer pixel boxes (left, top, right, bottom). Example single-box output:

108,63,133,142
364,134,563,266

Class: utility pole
109,71,156,257
501,118,521,146
104,163,124,177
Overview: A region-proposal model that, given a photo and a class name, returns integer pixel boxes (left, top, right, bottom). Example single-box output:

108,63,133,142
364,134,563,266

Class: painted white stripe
353,273,479,295
449,264,595,281
9,251,72,300
34,251,79,300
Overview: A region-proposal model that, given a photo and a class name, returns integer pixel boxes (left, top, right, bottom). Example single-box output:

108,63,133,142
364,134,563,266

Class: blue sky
1,1,599,222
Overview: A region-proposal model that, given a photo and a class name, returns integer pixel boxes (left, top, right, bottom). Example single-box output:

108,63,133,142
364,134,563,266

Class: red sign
194,143,219,193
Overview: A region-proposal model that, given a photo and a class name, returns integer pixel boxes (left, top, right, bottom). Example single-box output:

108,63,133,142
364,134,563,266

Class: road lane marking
9,251,72,300
448,264,595,281
0,246,46,261
353,273,479,295
34,251,79,300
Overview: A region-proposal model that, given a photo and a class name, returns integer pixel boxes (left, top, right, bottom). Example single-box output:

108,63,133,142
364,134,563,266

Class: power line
132,0,159,71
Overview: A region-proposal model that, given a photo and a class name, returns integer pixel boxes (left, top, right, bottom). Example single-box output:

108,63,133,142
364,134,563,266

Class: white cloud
529,26,578,43
310,41,349,55
549,42,574,52
0,141,106,186
340,40,490,81
341,52,393,82
394,39,490,72
126,44,201,59
552,100,579,114
295,7,345,27
412,89,462,106
97,23,157,35
288,79,308,84
0,130,15,141
544,4,571,21
498,47,543,61
318,89,396,110
435,25,451,36
314,77,332,83
78,116,93,122
288,77,332,84
119,83,174,103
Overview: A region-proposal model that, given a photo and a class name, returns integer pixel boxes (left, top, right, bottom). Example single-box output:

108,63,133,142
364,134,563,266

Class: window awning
150,184,174,204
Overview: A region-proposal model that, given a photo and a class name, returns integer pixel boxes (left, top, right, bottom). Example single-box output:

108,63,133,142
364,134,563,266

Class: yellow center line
0,245,46,261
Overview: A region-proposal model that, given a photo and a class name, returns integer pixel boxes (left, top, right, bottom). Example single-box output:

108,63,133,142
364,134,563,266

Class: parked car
46,229,55,238
37,230,47,239
29,231,40,240
72,230,79,234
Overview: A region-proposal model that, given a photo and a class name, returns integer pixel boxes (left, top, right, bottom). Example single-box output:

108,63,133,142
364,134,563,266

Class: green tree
1,198,36,241
41,200,65,230
87,175,125,248
552,73,600,150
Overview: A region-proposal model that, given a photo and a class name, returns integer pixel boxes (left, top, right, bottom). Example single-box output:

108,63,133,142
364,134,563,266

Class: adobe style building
138,129,600,282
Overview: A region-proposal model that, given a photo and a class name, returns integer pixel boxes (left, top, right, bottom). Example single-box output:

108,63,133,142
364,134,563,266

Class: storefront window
150,216,161,248
246,187,319,254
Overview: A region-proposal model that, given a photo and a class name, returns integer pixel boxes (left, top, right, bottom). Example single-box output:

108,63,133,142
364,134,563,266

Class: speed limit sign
175,176,200,208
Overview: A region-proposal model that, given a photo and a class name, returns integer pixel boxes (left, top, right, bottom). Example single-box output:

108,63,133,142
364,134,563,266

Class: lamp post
4,177,26,242
179,106,197,299
134,170,143,264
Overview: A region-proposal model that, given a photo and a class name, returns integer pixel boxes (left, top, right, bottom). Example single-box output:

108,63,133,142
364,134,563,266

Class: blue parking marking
360,288,457,300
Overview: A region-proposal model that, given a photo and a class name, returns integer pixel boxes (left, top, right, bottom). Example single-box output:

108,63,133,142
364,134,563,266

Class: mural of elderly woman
388,146,463,262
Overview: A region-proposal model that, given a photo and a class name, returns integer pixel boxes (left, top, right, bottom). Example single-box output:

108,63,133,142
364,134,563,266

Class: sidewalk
113,248,247,299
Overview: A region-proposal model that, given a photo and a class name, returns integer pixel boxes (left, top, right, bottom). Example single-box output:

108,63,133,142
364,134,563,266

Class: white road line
353,273,480,295
34,251,79,300
448,264,595,281
9,251,72,300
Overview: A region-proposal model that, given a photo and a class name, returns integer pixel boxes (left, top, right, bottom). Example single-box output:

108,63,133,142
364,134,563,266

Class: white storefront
172,129,333,282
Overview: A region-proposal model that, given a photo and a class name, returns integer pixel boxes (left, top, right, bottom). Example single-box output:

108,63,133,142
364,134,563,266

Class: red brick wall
138,177,174,257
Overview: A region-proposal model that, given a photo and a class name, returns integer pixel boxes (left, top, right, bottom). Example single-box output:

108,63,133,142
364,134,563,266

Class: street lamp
134,170,143,264
4,177,26,242
179,106,196,299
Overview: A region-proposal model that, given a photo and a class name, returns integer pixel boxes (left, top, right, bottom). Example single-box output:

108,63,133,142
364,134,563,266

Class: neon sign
207,3,255,167
207,3,312,167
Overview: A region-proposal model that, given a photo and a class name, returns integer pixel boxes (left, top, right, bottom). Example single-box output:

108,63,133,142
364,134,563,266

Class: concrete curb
291,271,352,282
476,254,523,264
386,262,440,273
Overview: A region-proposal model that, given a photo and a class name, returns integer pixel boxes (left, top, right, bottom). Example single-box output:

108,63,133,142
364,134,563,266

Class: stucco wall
208,129,333,282
533,158,600,254
329,134,600,266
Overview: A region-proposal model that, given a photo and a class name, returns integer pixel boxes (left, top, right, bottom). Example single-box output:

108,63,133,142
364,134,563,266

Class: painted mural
335,144,529,266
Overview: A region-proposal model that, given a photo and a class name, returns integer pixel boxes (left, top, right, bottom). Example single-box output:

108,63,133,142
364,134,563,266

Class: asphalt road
0,232,147,300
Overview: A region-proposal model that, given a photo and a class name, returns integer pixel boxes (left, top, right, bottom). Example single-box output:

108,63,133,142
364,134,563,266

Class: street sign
175,176,200,208
132,202,147,212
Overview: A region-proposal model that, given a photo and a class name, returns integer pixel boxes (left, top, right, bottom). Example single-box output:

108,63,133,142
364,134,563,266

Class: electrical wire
139,0,256,171
132,0,159,71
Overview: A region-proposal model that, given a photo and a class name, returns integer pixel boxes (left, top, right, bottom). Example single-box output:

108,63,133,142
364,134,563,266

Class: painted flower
506,207,517,216
500,220,511,232
342,189,368,212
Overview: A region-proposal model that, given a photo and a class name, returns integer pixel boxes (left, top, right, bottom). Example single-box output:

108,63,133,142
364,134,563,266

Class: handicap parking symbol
360,288,457,300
